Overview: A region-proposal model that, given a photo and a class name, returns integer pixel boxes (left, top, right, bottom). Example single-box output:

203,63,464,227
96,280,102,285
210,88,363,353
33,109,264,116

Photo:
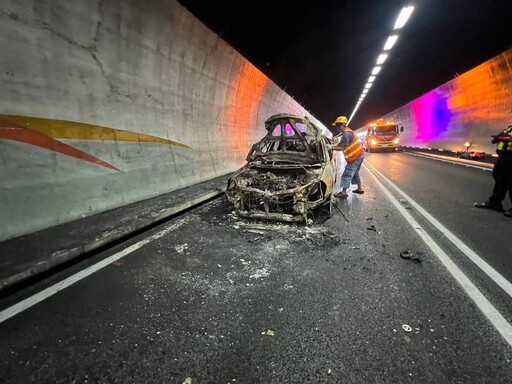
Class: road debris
366,225,376,231
399,250,422,264
402,324,412,332
175,244,188,253
323,229,337,238
262,329,275,336
399,198,413,210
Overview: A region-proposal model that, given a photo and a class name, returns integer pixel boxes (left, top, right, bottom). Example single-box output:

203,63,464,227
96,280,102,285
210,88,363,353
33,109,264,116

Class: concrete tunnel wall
0,0,330,241
361,48,512,154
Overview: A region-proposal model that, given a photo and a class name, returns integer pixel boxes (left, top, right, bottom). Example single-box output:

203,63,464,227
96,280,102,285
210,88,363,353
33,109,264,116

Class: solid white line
368,165,512,299
364,165,512,347
0,218,190,324
405,152,491,171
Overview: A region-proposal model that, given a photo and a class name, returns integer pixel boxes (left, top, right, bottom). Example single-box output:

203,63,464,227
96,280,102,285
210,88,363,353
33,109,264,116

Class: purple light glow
411,92,453,142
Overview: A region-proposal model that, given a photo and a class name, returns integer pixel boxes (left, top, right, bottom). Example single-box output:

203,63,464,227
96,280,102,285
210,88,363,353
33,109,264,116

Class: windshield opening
373,125,399,134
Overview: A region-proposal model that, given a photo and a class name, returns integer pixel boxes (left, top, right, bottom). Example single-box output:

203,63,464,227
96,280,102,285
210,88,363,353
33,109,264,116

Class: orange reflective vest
343,128,365,163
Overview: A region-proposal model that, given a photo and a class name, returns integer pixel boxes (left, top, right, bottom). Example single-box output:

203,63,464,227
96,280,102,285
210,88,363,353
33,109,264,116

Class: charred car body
226,113,337,223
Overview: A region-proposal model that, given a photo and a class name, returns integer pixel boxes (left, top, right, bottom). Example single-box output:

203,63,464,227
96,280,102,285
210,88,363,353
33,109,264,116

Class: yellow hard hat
332,116,348,126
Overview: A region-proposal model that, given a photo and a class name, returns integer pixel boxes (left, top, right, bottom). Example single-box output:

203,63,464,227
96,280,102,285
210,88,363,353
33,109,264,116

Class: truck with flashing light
365,120,404,152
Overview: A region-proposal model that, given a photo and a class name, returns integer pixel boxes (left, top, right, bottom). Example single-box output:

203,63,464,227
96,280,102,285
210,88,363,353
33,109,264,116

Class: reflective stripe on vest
497,141,512,152
343,130,365,163
496,125,512,152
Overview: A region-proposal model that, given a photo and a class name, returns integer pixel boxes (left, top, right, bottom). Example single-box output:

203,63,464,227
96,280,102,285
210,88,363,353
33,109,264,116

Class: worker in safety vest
474,123,512,217
330,115,365,199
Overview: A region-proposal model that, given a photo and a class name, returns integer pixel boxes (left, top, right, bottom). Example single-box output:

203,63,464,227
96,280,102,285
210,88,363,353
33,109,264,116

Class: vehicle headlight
393,138,399,144
371,139,377,145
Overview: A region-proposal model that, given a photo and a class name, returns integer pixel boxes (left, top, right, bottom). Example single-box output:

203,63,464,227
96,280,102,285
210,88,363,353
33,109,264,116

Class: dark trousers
489,154,512,205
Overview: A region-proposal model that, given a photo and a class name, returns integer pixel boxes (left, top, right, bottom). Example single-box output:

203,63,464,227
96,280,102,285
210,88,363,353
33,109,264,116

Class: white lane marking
364,165,512,347
405,152,492,171
367,164,512,299
0,217,191,324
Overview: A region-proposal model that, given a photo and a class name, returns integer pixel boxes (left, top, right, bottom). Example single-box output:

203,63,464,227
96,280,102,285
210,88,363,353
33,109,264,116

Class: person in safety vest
330,115,365,199
474,123,512,217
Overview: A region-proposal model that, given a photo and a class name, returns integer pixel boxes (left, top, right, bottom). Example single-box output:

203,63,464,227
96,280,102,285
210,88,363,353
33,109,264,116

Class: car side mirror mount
400,126,404,132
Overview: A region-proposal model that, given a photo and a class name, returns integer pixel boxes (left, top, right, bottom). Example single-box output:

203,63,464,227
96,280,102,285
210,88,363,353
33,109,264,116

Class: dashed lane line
364,164,512,347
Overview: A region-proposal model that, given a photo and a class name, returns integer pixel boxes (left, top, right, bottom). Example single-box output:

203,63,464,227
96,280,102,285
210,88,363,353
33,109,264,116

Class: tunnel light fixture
376,53,388,65
383,35,398,50
394,6,414,30
348,6,415,126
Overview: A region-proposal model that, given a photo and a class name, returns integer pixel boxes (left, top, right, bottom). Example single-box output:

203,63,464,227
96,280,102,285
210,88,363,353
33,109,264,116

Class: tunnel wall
0,0,328,241
363,48,512,153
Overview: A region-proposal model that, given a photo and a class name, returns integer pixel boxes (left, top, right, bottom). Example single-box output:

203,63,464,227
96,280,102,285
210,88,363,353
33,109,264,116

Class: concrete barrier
0,0,329,241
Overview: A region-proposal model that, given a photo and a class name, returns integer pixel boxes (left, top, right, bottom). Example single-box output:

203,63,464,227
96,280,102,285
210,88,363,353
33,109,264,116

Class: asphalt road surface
1,152,512,383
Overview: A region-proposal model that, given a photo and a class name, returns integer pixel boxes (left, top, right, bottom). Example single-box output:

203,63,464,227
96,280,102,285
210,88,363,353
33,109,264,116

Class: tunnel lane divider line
363,164,512,347
366,164,512,299
0,211,196,324
404,152,492,171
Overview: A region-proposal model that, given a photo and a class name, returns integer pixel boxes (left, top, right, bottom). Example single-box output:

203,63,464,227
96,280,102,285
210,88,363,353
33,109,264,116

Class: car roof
264,113,305,124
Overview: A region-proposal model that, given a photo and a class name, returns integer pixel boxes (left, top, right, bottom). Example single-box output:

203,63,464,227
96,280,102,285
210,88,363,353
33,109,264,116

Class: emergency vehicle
365,119,403,152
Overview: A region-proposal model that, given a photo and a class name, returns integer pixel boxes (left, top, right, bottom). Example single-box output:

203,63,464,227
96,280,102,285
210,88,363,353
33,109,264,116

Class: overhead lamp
383,35,398,50
376,53,388,65
394,6,414,30
368,75,376,83
362,89,368,94
372,66,382,75
364,83,373,89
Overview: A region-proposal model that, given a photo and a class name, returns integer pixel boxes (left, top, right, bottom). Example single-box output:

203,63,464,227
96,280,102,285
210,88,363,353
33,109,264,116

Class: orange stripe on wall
0,115,191,149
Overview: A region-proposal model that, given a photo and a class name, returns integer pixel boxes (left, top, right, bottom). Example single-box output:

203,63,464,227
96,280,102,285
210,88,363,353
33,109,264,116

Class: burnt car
226,113,337,223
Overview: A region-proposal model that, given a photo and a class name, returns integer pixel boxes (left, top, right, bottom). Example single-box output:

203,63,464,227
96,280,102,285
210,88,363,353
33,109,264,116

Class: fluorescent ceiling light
383,35,398,50
362,89,368,94
372,66,382,75
368,76,376,83
376,53,388,65
394,6,414,30
364,83,373,89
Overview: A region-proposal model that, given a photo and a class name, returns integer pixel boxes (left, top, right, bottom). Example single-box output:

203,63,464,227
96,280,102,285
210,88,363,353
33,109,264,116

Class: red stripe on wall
0,120,123,173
